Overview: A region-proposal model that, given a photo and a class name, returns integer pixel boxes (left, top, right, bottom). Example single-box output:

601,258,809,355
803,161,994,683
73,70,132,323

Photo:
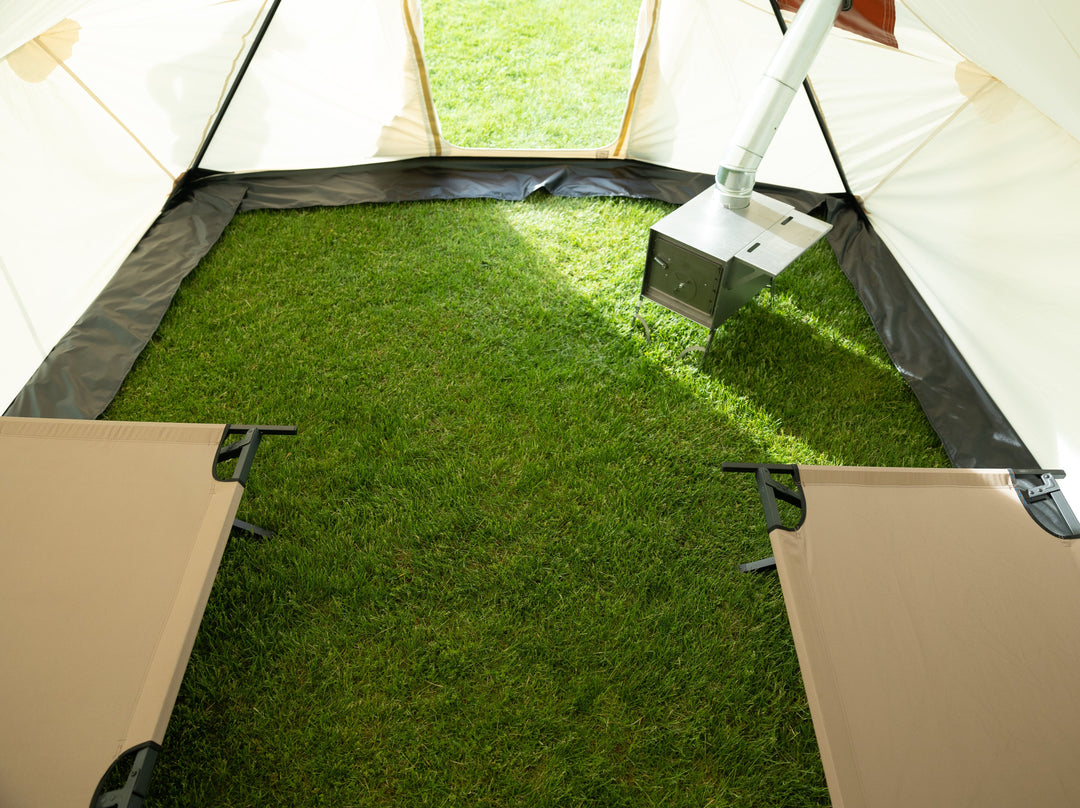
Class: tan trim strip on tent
402,0,443,157
612,0,661,159
32,37,175,181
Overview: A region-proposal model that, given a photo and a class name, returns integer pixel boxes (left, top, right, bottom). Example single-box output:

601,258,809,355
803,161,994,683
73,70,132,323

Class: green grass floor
104,194,948,806
422,0,641,148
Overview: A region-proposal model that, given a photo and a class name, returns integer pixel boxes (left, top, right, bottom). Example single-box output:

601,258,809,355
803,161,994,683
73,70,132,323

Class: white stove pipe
715,0,844,209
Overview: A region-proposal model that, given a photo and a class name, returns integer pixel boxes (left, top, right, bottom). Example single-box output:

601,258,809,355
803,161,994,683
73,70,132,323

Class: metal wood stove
637,0,845,360
638,185,831,358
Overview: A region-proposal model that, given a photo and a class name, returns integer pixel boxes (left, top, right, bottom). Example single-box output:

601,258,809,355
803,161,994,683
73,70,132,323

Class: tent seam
33,38,175,181
1038,0,1080,63
860,75,994,204
0,254,44,355
402,0,443,157
612,0,661,158
189,0,271,174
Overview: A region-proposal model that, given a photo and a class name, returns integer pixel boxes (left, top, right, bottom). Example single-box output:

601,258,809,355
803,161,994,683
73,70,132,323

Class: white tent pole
715,0,845,209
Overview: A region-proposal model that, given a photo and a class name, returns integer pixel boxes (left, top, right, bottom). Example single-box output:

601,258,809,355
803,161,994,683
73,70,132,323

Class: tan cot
0,417,262,807
763,465,1080,807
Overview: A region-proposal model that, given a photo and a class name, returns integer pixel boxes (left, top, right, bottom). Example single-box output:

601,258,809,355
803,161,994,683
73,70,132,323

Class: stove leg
678,328,717,366
632,297,652,345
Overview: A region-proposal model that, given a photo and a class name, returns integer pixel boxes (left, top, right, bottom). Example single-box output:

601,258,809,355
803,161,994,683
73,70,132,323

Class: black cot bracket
1011,469,1080,539
214,424,298,538
231,517,277,540
737,555,779,574
94,744,159,808
215,424,297,487
723,463,803,532
723,463,804,573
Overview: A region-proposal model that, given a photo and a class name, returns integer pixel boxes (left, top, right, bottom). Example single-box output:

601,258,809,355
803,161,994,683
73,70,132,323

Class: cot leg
96,746,158,808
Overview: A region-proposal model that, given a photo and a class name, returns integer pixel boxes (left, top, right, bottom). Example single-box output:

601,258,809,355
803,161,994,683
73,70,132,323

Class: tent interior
5,0,1079,485
4,0,1080,804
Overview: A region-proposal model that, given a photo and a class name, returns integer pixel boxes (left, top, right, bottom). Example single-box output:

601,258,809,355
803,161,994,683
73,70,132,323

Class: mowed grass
102,2,949,805
422,0,640,148
106,196,947,807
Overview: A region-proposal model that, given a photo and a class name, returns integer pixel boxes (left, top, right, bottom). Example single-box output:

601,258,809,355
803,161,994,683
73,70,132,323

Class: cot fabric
771,465,1080,807
0,417,242,808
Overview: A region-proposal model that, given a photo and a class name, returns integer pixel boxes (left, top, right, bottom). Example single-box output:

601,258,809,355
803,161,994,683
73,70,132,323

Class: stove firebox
639,186,832,358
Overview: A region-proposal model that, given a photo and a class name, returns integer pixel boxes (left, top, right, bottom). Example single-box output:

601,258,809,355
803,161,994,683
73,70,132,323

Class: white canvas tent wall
3,0,1079,484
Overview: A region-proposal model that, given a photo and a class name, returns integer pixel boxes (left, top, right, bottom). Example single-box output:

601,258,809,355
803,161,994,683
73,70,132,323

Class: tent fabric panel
0,0,270,414
864,78,1080,492
0,51,175,359
39,0,274,179
0,262,48,415
4,182,246,420
905,1,1080,144
772,465,1080,808
805,18,969,201
0,417,242,808
199,0,438,172
618,0,843,191
803,2,1071,472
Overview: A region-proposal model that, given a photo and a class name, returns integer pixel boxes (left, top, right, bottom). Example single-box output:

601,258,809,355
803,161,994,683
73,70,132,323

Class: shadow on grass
702,298,948,468
102,194,951,808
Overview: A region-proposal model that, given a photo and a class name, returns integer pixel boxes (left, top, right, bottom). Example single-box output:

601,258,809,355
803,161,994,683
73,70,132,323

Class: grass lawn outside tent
102,3,949,806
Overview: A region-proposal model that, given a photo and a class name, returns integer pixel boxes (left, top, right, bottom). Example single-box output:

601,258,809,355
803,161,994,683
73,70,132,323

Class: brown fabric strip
779,0,898,49
772,465,1080,807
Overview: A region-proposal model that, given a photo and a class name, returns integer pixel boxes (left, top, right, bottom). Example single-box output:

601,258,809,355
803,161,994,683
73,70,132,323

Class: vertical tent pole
186,0,284,177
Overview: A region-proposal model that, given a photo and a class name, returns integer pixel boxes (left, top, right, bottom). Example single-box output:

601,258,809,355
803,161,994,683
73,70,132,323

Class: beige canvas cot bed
0,417,292,808
726,463,1080,808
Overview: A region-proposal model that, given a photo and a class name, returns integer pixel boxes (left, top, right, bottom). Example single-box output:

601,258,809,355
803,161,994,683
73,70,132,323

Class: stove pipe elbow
716,0,844,209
